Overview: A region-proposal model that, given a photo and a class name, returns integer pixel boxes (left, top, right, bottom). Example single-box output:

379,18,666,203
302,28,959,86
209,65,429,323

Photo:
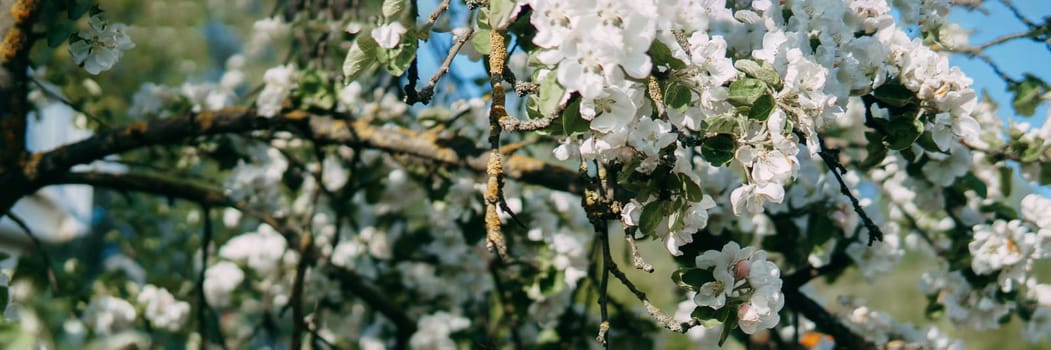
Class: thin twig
4,212,58,294
811,134,884,245
30,78,110,128
595,218,611,348
196,204,226,349
424,0,451,28
409,26,476,104
624,228,654,273
289,230,312,350
999,0,1037,28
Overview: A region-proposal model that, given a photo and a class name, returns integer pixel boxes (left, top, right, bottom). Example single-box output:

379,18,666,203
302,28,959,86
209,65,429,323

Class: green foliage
377,29,418,76
343,36,378,81
700,134,736,166
734,59,782,90
639,200,669,236
727,78,767,107
1009,74,1047,117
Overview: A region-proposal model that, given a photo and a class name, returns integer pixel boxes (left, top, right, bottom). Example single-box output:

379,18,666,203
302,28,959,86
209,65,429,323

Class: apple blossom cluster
409,311,471,350
136,285,191,332
68,14,135,75
81,295,137,335
257,64,298,117
224,144,289,214
689,242,784,335
527,0,982,265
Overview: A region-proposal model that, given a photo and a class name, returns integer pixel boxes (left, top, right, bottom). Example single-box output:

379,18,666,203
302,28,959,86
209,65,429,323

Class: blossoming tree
1,0,1050,348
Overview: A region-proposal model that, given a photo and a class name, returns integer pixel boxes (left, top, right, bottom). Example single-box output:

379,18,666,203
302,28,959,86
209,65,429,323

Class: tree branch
45,171,419,339
783,288,876,350
3,211,58,293
0,0,43,168
0,107,581,216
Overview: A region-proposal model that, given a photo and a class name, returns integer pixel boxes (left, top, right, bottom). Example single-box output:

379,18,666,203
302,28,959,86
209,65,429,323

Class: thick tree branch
783,288,876,350
0,107,580,216
0,0,42,168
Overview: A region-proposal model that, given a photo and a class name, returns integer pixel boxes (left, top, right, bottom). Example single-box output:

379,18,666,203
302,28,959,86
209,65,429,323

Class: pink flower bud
734,259,750,279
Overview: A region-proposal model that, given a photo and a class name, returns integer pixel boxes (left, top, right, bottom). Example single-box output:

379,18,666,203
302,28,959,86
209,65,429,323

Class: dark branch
812,134,884,245
0,107,581,216
3,211,58,293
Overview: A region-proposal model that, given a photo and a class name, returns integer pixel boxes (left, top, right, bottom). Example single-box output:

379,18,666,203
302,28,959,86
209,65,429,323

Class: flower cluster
136,285,190,332
257,64,298,117
81,296,137,335
691,242,784,335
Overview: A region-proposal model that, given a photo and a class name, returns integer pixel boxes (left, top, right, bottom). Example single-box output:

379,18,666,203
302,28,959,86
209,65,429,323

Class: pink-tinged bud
738,303,752,318
734,259,750,279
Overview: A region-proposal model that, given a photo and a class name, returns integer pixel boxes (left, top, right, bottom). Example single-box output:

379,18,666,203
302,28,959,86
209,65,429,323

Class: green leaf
727,78,767,107
648,40,686,70
680,174,703,202
377,29,418,76
691,306,731,328
1020,137,1045,162
672,268,715,291
489,0,517,29
664,83,693,111
873,82,915,107
68,0,95,19
718,311,737,346
955,172,988,198
981,202,1018,220
472,29,491,55
47,20,77,48
296,69,335,110
806,212,835,248
560,99,589,135
1000,166,1014,196
538,72,565,117
883,115,924,150
1040,163,1051,186
0,286,7,313
702,114,742,135
381,0,407,18
701,134,736,166
343,36,378,81
1009,74,1047,117
734,59,782,90
639,200,669,235
748,94,775,121
861,132,888,169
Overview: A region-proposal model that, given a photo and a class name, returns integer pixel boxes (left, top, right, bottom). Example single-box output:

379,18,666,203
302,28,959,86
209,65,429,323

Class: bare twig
408,26,475,104
624,228,654,273
196,204,227,349
999,0,1037,28
424,0,451,28
289,230,312,350
810,134,884,245
3,212,58,293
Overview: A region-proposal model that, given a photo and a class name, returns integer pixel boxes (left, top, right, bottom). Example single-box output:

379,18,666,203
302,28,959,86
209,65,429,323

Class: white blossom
371,22,407,49
82,296,137,335
409,311,470,350
69,15,135,75
204,261,244,307
257,64,298,117
136,285,190,332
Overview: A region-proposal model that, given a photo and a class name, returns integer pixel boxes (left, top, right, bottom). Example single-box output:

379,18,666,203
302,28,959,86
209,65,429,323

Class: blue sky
950,1,1051,126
